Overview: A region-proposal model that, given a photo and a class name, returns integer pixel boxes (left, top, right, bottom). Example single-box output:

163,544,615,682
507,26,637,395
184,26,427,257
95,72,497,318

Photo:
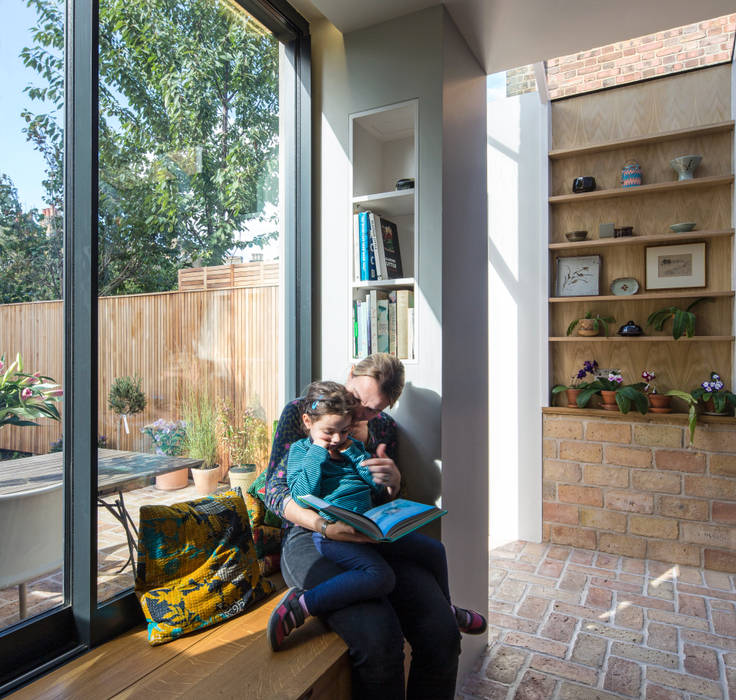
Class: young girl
267,380,487,651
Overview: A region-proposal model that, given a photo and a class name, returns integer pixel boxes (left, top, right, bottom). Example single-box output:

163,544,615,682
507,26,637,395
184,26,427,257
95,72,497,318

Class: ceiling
287,0,736,74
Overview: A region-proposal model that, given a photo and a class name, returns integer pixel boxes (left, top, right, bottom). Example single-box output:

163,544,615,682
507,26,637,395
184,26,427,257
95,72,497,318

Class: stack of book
353,211,404,281
353,289,414,359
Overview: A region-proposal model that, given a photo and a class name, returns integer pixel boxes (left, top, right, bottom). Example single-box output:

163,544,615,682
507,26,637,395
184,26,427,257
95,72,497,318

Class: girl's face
303,412,352,450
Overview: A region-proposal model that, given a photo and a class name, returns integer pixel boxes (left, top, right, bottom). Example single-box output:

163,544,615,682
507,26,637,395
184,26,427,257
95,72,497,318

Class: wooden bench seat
10,587,351,700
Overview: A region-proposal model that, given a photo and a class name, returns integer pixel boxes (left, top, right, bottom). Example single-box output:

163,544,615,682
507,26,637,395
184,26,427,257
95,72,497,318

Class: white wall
487,91,548,547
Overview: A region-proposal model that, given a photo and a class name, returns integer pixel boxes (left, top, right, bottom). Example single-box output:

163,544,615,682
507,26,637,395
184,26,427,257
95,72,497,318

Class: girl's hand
313,437,331,449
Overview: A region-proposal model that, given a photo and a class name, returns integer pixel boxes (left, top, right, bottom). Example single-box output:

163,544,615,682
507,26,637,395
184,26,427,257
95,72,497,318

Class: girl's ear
302,413,312,431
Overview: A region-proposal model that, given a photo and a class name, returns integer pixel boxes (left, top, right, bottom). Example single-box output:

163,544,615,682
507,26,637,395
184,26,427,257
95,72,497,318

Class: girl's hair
300,381,358,429
352,353,405,407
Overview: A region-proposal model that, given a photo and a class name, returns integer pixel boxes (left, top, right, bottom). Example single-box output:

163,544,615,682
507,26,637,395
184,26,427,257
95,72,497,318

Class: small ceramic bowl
565,230,588,242
669,222,696,233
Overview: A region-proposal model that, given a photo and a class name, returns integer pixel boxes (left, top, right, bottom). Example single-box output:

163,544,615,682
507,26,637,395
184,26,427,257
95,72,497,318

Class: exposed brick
615,604,644,629
633,424,683,448
611,641,677,668
549,525,596,549
570,633,607,667
683,643,719,679
598,533,646,558
604,445,652,469
647,540,701,566
541,612,576,642
543,502,579,525
645,685,685,700
558,682,623,700
558,484,603,507
692,427,736,453
461,675,508,699
580,507,626,532
537,559,564,578
585,422,631,443
514,670,556,700
582,464,629,487
629,515,678,539
685,475,736,500
544,460,582,483
645,667,722,698
713,500,736,523
543,439,556,459
678,594,707,618
711,453,736,477
604,656,641,697
517,596,549,620
648,609,709,631
656,495,708,521
703,569,732,590
544,419,584,439
529,655,597,685
560,441,602,463
542,481,556,501
503,631,567,658
647,622,678,652
654,450,706,473
631,470,681,494
558,571,587,591
606,491,653,514
585,586,612,609
704,548,736,573
681,522,735,549
577,620,643,643
488,611,538,633
485,644,528,684
547,545,571,560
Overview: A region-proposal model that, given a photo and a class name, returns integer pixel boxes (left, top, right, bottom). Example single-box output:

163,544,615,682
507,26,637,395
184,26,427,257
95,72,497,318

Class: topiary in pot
108,375,146,439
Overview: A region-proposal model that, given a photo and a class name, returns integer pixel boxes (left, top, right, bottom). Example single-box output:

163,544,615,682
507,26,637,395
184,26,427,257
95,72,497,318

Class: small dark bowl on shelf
617,320,643,336
565,230,588,242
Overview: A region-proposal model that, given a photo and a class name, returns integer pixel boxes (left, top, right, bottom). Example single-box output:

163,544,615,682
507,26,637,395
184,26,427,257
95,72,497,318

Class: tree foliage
18,0,279,298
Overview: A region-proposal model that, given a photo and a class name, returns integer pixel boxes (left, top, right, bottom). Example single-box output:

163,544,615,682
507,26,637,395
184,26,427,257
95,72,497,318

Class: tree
0,174,62,303
21,0,280,297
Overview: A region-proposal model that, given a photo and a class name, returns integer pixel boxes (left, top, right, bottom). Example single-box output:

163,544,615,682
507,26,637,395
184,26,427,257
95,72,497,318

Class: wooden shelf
543,406,736,425
548,121,735,159
351,277,415,289
549,175,734,204
352,190,414,217
549,229,734,250
549,290,734,303
549,336,734,342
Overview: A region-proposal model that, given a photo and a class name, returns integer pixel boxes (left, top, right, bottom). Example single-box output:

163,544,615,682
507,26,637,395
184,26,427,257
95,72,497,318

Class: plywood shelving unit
548,66,735,398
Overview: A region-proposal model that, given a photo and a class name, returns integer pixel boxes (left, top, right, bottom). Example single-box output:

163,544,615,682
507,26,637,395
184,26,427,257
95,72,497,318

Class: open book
298,494,446,542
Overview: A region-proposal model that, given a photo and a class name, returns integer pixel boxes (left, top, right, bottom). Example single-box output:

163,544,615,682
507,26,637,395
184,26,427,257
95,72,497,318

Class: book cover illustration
380,218,403,279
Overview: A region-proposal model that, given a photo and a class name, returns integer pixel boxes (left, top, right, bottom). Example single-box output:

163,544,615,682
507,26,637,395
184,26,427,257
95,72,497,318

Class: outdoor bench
9,576,352,700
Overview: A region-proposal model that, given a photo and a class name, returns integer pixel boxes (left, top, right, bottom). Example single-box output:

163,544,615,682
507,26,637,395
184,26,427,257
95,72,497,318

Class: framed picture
645,242,706,290
555,255,601,297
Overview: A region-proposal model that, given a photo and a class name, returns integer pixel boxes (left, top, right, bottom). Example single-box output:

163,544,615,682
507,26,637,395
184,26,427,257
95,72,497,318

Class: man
264,353,460,699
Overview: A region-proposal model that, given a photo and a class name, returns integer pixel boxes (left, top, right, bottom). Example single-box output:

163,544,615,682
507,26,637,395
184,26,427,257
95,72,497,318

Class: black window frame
0,0,310,692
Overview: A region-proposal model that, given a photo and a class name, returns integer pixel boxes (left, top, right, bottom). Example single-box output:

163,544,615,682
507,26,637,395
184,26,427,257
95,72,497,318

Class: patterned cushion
135,489,274,645
247,471,282,528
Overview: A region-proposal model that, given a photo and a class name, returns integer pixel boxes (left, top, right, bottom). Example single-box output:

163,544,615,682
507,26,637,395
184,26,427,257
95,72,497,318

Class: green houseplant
646,298,709,339
183,390,221,494
566,312,615,338
552,360,599,408
221,405,270,493
691,372,736,416
663,389,699,446
0,353,62,428
585,371,648,414
108,375,146,442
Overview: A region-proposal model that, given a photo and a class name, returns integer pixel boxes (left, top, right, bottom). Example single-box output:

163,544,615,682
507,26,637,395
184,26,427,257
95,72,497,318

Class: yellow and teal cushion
135,489,274,645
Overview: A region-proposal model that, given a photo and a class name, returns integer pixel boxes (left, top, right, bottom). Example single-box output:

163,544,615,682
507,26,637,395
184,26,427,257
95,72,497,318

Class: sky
1,0,53,211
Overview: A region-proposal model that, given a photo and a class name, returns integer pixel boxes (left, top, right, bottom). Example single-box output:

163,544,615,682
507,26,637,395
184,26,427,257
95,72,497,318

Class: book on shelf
358,212,371,281
353,214,361,282
388,292,397,355
354,289,413,359
369,211,387,279
352,299,359,357
376,295,390,353
396,289,414,359
298,494,446,542
379,217,403,279
407,307,415,360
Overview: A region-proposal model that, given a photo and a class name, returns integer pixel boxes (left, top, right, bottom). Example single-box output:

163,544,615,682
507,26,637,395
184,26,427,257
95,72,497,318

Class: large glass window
0,0,65,633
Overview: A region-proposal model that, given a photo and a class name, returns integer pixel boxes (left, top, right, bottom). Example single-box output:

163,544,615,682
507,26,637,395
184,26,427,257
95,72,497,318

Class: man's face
345,373,389,422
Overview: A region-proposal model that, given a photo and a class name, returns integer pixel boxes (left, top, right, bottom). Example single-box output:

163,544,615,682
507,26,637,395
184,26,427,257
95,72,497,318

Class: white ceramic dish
610,277,639,296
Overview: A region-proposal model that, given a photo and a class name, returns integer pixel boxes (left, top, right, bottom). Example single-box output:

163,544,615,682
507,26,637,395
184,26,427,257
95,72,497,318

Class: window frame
0,0,310,691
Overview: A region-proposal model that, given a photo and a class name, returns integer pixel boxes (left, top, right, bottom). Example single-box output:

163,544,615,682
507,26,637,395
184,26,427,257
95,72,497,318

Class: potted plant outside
222,405,270,493
182,391,221,495
641,370,671,413
108,375,146,447
646,298,709,339
0,353,63,429
142,419,189,490
691,372,736,416
552,360,599,408
567,312,615,338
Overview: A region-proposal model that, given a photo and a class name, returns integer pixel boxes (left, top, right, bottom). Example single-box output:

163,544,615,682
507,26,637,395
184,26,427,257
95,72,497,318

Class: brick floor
458,541,736,700
0,480,229,631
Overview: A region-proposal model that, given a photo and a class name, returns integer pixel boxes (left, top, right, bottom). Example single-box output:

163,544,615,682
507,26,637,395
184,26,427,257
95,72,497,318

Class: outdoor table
0,449,203,574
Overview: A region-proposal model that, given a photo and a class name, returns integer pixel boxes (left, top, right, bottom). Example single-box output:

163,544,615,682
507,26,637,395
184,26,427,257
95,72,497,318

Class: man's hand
362,443,400,498
324,520,373,543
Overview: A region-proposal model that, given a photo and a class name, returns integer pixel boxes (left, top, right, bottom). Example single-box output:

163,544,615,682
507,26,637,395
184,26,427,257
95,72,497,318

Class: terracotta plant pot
600,390,618,411
576,319,599,337
566,389,582,408
702,398,728,416
192,465,221,495
229,464,257,495
155,467,189,491
648,394,672,414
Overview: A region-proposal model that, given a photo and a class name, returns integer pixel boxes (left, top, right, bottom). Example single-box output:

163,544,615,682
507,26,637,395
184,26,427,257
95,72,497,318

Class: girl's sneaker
267,587,307,651
453,605,487,635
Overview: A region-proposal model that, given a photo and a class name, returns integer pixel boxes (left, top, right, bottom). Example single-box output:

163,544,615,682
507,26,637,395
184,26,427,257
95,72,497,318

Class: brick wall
505,64,537,97
546,14,735,99
542,411,736,572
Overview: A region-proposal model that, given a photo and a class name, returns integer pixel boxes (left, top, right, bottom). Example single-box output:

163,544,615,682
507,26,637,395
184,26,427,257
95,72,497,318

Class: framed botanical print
555,255,601,297
645,243,706,290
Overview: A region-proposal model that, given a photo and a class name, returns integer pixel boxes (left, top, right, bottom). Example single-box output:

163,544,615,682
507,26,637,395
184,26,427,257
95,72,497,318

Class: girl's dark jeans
280,526,461,700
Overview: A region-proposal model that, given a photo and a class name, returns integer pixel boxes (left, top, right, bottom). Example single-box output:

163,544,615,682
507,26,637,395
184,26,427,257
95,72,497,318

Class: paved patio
459,541,736,700
0,480,229,630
